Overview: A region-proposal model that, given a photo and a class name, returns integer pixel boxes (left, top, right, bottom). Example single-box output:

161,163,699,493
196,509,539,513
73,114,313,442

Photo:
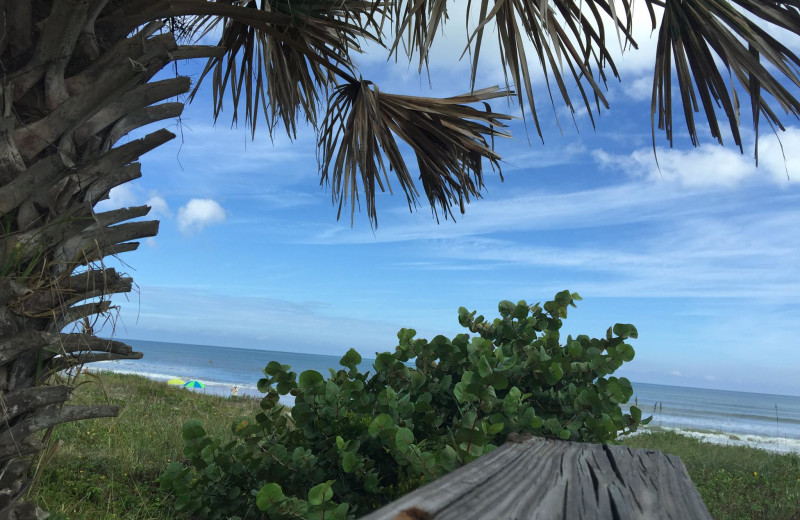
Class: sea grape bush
160,291,649,519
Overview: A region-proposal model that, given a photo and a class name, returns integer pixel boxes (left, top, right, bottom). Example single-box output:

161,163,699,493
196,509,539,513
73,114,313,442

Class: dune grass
620,429,800,519
27,372,800,519
28,372,260,519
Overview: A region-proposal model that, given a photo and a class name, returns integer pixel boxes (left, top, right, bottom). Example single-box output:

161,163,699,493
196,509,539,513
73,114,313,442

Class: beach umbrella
167,378,185,385
184,380,206,389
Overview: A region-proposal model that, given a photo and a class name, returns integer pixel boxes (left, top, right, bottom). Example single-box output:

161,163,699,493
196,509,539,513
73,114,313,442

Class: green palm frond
649,0,800,160
318,82,511,225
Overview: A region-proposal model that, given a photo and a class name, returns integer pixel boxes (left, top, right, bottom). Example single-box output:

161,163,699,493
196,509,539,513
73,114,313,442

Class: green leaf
256,483,286,510
618,343,635,362
612,323,638,339
440,445,458,471
630,406,642,423
374,352,395,371
498,300,515,317
232,417,250,434
453,381,466,403
549,362,563,382
308,481,334,506
331,503,349,520
182,419,206,441
395,427,414,451
477,355,493,378
488,373,508,390
496,354,518,372
368,414,394,437
339,348,362,368
342,452,360,473
607,380,623,404
264,361,285,376
558,429,571,440
487,422,504,435
298,370,323,390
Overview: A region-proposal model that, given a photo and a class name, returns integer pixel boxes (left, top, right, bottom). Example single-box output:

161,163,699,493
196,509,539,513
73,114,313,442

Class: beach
91,338,800,454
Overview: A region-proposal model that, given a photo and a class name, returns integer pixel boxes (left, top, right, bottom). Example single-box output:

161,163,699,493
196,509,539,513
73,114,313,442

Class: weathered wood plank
359,436,712,520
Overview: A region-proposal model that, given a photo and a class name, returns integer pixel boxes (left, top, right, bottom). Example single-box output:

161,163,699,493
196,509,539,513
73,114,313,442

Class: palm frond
649,0,800,158
318,81,512,225
386,0,637,140
469,0,638,139
183,0,384,137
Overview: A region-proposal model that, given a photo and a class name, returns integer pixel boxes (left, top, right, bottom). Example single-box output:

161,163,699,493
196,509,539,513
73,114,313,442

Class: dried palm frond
386,0,636,140
319,82,512,225
649,0,800,161
466,0,637,139
183,0,384,137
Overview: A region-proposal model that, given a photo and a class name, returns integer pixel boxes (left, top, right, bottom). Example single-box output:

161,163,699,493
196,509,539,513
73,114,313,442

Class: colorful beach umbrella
167,378,185,385
184,380,206,389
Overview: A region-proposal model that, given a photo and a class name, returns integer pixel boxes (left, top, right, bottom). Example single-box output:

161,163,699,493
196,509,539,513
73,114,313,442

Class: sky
92,9,800,397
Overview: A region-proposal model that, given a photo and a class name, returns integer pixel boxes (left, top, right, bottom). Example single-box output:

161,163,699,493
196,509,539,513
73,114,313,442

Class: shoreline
630,425,800,455
87,367,800,455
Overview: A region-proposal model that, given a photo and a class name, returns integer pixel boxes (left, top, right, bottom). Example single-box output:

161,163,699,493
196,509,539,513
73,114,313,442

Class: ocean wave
635,426,800,454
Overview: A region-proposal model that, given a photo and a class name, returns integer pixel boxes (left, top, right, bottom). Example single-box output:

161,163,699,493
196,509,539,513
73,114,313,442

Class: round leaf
342,451,360,473
395,427,414,451
308,481,334,505
298,370,323,388
339,348,362,368
256,483,286,511
181,419,206,441
368,414,394,437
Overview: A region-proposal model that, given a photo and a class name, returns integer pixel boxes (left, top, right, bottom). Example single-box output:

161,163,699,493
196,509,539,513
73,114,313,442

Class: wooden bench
359,434,712,520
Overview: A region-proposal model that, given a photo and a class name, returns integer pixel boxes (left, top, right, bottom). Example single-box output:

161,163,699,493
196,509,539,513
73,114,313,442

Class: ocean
90,339,800,454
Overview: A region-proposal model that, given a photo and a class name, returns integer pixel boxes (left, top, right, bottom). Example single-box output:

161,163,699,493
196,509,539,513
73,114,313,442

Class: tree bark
0,3,194,517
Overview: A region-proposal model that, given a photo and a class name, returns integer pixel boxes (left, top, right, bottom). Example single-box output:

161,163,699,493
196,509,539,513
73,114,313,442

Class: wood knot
506,432,538,444
392,506,434,520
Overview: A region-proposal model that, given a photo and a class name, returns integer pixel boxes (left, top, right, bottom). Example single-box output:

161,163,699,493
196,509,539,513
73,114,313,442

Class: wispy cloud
310,181,730,244
428,207,800,299
593,127,800,188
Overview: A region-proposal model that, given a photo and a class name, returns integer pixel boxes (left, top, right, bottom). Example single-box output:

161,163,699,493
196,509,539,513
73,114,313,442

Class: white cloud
593,146,757,188
146,195,171,218
177,199,226,234
623,75,653,102
593,126,800,189
94,185,138,212
757,127,800,183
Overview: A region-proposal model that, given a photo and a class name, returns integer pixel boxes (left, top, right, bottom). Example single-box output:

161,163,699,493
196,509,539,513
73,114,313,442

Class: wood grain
359,437,712,520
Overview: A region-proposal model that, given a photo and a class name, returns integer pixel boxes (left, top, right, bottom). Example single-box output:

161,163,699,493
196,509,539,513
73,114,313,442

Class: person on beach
231,385,238,397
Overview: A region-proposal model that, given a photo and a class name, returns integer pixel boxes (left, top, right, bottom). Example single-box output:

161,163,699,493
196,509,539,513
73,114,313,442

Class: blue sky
94,14,800,396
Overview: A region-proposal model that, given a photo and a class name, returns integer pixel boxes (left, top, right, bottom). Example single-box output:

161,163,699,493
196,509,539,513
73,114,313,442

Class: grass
27,372,800,519
29,372,261,519
620,429,800,519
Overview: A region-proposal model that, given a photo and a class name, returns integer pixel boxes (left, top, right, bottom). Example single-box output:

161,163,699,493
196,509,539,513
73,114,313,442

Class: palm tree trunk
0,2,220,517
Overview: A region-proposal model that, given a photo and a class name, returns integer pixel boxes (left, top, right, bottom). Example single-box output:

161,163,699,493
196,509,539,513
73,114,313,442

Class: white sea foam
632,426,800,454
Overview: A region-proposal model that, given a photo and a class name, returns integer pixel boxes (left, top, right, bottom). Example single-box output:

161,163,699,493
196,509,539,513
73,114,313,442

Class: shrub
160,291,648,519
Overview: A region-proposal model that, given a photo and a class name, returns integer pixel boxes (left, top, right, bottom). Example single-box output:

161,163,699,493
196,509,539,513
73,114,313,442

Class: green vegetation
160,292,647,518
31,373,800,520
29,372,260,520
620,430,800,520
